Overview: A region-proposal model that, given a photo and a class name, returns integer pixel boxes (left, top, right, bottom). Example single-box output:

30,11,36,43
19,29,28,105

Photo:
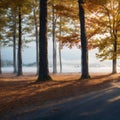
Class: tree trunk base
37,75,52,82
80,74,90,80
53,71,57,74
17,72,23,76
112,71,117,74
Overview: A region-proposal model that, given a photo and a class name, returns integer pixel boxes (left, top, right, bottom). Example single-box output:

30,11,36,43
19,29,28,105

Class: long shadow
90,73,113,79
11,84,120,120
1,73,120,120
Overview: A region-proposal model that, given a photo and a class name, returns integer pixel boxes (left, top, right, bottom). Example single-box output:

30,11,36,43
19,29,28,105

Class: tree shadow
1,73,120,120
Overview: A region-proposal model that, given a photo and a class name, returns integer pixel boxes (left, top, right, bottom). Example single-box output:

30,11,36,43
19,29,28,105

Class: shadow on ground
0,73,120,120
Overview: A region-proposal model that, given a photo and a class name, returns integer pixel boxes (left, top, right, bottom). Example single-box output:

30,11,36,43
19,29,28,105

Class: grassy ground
0,73,120,119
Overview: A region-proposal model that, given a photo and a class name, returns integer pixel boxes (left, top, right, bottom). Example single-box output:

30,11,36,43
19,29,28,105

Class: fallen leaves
0,73,120,119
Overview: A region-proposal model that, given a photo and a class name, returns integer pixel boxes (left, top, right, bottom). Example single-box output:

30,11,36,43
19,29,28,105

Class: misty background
2,39,120,73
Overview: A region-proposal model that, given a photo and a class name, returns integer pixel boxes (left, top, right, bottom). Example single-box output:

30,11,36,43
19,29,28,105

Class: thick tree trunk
37,0,51,81
17,7,22,76
52,1,57,74
78,0,90,79
13,11,17,73
33,8,39,75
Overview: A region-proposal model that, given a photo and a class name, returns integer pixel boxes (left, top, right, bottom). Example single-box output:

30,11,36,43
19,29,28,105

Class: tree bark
52,0,57,74
37,0,51,81
13,11,17,73
0,43,2,74
33,8,39,75
112,59,117,73
78,0,90,79
59,42,62,73
17,7,22,76
112,38,117,73
59,16,62,73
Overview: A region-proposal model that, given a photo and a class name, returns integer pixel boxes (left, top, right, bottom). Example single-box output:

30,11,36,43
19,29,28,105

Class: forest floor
0,73,120,119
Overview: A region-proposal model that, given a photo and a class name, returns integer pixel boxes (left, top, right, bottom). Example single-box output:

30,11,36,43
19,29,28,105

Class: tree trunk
17,7,22,76
112,38,117,73
0,43,2,74
59,42,62,73
59,16,62,73
52,0,57,74
33,8,39,75
37,0,51,81
112,59,117,73
78,0,90,79
13,11,17,73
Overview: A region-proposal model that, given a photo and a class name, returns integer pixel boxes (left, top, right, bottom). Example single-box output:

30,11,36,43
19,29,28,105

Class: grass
0,73,120,119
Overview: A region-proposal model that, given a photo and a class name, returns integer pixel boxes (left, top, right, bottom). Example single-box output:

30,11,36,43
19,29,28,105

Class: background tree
58,16,62,73
32,0,39,74
1,0,33,75
17,7,22,75
48,0,58,74
52,0,79,73
12,9,17,73
87,0,120,73
51,0,57,74
0,8,8,74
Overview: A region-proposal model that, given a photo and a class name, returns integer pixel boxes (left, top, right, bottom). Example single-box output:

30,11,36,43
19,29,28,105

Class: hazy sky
2,39,112,66
3,40,120,73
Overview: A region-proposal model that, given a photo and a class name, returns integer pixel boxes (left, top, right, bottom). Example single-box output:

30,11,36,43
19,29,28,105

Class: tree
0,8,7,74
48,0,58,74
1,0,41,75
7,8,17,73
12,9,17,73
33,8,39,75
52,0,57,74
4,7,34,75
78,0,90,79
17,7,22,75
16,0,33,75
37,0,51,81
88,0,120,73
6,8,18,73
9,0,33,75
32,0,39,75
102,0,119,73
52,0,79,73
59,16,62,73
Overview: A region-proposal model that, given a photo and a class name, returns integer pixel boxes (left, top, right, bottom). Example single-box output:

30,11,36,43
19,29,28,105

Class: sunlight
111,83,120,88
108,96,120,102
